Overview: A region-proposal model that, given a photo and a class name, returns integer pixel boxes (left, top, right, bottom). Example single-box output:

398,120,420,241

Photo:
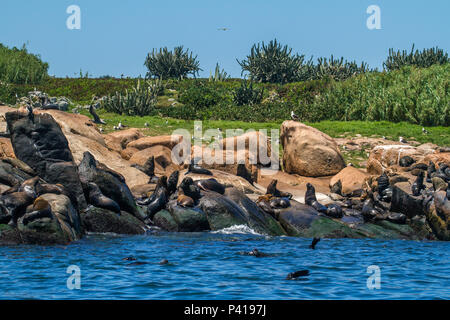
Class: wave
211,225,263,235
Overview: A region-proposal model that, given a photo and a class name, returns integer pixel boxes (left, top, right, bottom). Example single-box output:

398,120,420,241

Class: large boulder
127,134,183,151
199,191,249,231
280,120,345,177
329,166,368,196
105,128,144,149
5,111,87,209
129,145,180,176
164,201,210,232
224,187,286,236
81,206,146,235
0,138,14,158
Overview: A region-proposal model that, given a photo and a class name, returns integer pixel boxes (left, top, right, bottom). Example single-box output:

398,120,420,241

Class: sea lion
286,270,309,280
330,180,342,195
326,203,343,218
186,159,213,176
408,163,428,172
399,156,415,167
159,259,169,265
244,249,270,257
309,237,320,249
0,183,37,225
256,195,276,217
20,197,52,225
427,161,436,183
86,182,121,213
305,183,327,214
237,163,253,185
266,180,292,199
269,197,290,209
167,170,179,196
132,156,159,183
411,170,425,196
177,188,194,208
361,198,382,222
434,191,450,218
179,177,201,201
377,173,392,202
194,178,225,194
145,176,169,221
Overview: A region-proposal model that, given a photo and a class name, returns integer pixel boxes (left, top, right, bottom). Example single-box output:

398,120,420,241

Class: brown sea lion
21,197,53,225
0,180,37,224
194,178,225,194
179,177,201,201
305,183,327,213
237,163,253,185
266,180,292,199
132,156,159,183
186,159,213,176
87,182,121,214
177,188,194,208
167,170,179,196
145,176,169,220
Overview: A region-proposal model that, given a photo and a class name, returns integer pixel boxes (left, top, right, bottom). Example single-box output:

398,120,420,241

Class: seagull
382,136,387,140
399,136,407,143
194,125,201,131
117,122,125,129
165,119,169,125
422,127,428,134
113,126,118,130
291,110,299,121
217,27,230,31
99,127,104,133
144,122,149,127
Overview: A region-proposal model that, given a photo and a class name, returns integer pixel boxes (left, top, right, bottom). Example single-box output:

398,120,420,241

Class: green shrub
144,46,201,80
383,44,449,71
313,55,371,81
101,79,162,116
233,79,264,105
237,39,307,84
0,43,49,84
178,81,230,109
209,63,230,82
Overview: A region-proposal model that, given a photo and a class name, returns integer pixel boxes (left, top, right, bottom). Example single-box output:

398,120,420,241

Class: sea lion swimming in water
179,177,201,201
86,182,121,214
194,178,225,194
412,170,425,196
305,183,327,214
309,237,320,249
266,180,292,199
243,249,270,257
186,159,213,176
286,270,309,280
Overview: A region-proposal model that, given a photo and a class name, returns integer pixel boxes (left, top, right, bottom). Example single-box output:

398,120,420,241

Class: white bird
194,125,201,131
165,119,169,125
118,122,124,129
144,122,149,127
399,136,407,143
113,126,118,130
291,110,299,121
382,136,387,140
422,127,428,134
99,127,104,133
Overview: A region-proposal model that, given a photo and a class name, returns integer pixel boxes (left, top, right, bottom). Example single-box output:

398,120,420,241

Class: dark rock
5,111,87,209
399,156,415,167
166,201,210,232
386,212,407,224
81,206,145,235
390,182,425,218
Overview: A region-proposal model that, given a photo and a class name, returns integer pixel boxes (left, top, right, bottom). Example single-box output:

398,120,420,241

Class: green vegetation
144,46,201,79
209,63,230,82
237,39,370,84
101,79,163,116
383,44,449,71
0,44,48,84
232,79,264,106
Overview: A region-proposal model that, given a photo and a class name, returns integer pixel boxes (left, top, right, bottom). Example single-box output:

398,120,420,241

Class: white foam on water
211,225,263,235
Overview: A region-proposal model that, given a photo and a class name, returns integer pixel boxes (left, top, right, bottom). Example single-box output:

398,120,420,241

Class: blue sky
1,0,449,78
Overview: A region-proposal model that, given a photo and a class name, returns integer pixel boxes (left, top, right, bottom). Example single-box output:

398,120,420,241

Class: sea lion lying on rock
305,183,343,218
0,178,38,225
194,178,225,195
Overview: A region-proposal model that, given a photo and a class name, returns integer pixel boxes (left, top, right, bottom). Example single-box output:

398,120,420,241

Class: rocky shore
0,104,448,245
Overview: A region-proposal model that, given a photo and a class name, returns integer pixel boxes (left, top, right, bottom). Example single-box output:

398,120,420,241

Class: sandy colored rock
0,137,14,158
66,133,149,188
127,134,183,151
128,145,181,176
280,120,345,177
217,130,272,162
103,135,123,153
106,128,144,149
130,183,156,199
120,147,140,160
329,166,368,196
367,145,435,174
423,152,450,166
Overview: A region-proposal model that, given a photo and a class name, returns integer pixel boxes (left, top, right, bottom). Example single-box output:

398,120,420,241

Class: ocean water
0,226,449,300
